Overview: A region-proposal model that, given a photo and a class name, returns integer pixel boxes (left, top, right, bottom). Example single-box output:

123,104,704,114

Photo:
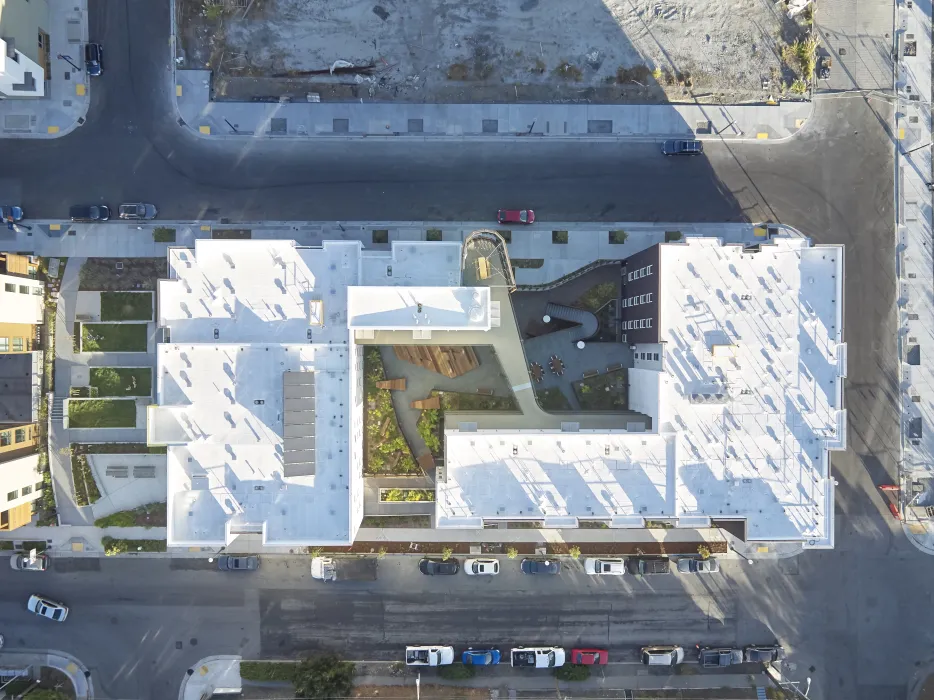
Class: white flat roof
438,236,846,546
348,286,490,331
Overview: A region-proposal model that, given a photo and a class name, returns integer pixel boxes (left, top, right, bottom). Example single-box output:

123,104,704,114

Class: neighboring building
0,252,44,531
0,0,49,97
151,233,846,550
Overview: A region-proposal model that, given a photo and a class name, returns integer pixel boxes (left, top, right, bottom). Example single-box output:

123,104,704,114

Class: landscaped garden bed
90,367,152,397
73,443,167,455
81,323,148,352
71,453,101,506
79,258,167,291
95,502,166,528
535,386,573,411
572,369,629,411
364,348,418,475
379,488,435,502
360,515,431,528
68,399,137,428
101,536,167,555
99,291,153,321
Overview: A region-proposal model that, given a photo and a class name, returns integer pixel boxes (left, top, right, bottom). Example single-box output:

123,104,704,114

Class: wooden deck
376,378,406,391
394,345,479,379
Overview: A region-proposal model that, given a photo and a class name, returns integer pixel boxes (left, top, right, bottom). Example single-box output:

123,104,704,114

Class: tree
568,545,581,559
441,546,454,561
293,654,355,699
697,544,711,560
506,546,519,559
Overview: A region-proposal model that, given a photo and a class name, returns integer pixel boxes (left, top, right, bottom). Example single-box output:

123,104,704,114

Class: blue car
0,206,23,222
462,648,501,666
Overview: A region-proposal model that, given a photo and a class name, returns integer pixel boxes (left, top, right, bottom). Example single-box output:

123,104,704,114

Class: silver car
10,553,49,571
27,594,68,622
118,203,158,220
677,557,720,573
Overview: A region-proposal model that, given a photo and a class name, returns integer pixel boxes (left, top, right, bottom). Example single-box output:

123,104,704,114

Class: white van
641,645,684,666
584,558,626,575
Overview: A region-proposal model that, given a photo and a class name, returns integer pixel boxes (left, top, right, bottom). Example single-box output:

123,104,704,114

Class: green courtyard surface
90,367,153,397
68,400,137,428
100,292,153,321
81,323,148,352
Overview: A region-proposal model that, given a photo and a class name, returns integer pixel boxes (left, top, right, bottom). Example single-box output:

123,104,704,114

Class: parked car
661,139,703,155
217,555,258,571
0,205,23,222
641,645,684,666
10,553,49,572
462,648,501,665
677,558,720,574
627,557,670,575
496,209,535,224
27,594,68,622
418,557,459,575
465,558,499,575
744,645,784,663
118,203,158,220
569,648,608,665
406,646,454,666
698,647,743,668
520,558,559,575
584,557,626,575
70,204,111,222
510,647,565,668
85,42,103,76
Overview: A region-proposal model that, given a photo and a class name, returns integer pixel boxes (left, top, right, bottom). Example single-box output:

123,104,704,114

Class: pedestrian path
893,0,934,554
0,0,91,138
175,68,810,142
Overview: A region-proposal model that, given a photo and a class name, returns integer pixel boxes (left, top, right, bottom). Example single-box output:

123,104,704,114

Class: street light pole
57,54,81,72
416,672,420,700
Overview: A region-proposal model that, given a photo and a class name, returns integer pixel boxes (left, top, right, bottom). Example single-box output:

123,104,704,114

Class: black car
418,557,459,575
69,204,111,222
217,555,259,571
520,558,559,575
698,647,742,667
661,139,703,155
85,43,103,76
627,557,670,575
744,645,784,663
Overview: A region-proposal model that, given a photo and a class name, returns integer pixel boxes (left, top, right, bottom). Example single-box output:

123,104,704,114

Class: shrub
441,546,454,561
101,537,166,555
697,544,711,560
153,227,176,243
506,546,519,559
239,661,297,682
426,228,443,241
378,547,387,559
665,230,683,242
372,229,389,244
439,664,476,680
293,655,355,699
609,230,628,244
568,545,581,559
552,230,569,244
555,664,591,681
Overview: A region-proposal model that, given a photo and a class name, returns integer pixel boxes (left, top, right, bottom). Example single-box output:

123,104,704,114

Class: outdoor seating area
530,361,544,383
549,355,566,376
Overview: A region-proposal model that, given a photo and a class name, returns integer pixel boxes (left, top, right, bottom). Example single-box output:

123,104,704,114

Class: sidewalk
177,656,240,700
893,0,934,555
0,0,91,138
0,649,93,699
2,221,791,287
175,69,810,143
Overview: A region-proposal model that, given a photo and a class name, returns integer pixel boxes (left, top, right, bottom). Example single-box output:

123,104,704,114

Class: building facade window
18,285,28,294
4,283,14,292
21,485,32,496
7,490,17,502
12,338,23,352
0,431,9,447
35,482,43,493
32,286,42,295
0,338,8,352
14,429,26,443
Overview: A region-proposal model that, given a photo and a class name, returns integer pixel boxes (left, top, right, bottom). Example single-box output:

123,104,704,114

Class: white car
465,558,499,575
10,553,49,571
27,594,68,622
584,557,626,575
405,646,454,666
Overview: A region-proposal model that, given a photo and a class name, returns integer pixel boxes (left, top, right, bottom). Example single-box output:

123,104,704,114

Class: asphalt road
0,1,919,700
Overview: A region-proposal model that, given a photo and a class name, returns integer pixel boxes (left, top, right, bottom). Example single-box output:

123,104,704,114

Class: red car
570,648,608,665
497,209,535,224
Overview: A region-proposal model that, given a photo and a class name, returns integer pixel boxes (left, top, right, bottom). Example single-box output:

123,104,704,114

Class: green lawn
573,369,629,411
68,399,137,428
100,292,153,321
81,323,148,352
90,367,152,397
535,386,573,411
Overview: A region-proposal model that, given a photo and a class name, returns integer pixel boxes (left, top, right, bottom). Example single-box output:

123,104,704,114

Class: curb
0,648,93,699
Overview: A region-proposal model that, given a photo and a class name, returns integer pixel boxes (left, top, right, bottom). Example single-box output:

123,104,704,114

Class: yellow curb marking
795,118,806,128
50,224,61,231
898,127,905,140
176,85,183,97
66,663,78,673
71,541,84,551
199,665,210,675
757,546,769,553
754,226,767,238
199,125,210,134
76,84,86,96
47,126,59,134
200,225,211,231
756,132,769,140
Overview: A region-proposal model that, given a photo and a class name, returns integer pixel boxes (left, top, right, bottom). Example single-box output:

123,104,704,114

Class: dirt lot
177,0,813,104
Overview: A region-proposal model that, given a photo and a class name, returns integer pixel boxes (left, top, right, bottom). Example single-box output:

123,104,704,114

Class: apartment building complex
0,0,50,97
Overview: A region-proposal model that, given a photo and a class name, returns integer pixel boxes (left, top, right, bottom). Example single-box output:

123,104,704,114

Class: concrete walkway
0,0,91,139
177,656,240,700
0,649,93,699
175,69,811,143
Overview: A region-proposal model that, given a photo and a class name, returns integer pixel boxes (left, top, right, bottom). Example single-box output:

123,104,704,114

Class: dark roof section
282,371,316,477
0,353,37,424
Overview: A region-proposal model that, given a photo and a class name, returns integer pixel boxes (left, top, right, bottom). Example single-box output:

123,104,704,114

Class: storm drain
407,118,423,133
587,120,613,134
333,118,349,133
482,119,498,133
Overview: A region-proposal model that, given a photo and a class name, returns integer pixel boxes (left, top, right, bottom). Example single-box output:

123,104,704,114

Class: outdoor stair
50,397,64,423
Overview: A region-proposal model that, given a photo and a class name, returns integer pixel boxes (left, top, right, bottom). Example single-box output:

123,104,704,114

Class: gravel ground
178,0,801,103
